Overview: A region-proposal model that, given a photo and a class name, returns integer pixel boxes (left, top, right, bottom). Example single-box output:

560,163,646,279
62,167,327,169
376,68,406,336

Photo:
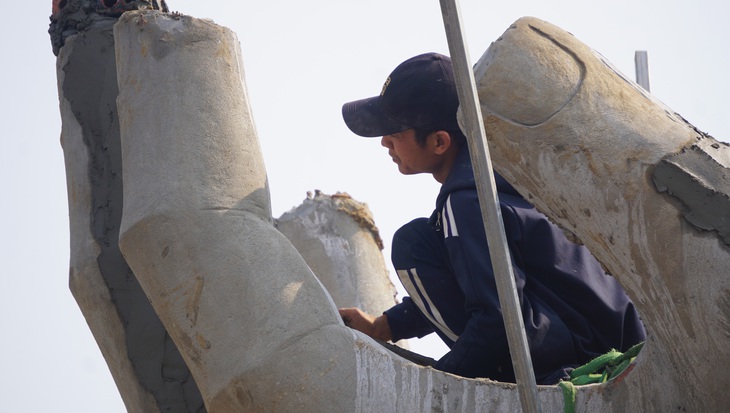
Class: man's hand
339,307,393,342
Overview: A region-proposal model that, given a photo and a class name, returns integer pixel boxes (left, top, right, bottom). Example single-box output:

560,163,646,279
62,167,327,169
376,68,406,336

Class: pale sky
1,1,728,411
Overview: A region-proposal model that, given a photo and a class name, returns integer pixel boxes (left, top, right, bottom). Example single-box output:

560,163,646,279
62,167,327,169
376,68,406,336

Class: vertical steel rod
635,50,651,92
438,1,541,412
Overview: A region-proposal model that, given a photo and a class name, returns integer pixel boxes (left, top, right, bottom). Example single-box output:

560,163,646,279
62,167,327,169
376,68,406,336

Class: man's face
380,129,439,176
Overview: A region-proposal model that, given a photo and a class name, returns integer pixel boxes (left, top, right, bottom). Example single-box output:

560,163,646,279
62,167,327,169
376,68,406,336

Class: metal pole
635,50,651,92
438,1,541,412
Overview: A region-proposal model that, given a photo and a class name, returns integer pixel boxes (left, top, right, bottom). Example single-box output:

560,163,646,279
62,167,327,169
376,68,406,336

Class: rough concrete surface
56,18,204,413
276,191,398,317
473,16,730,412
49,0,169,56
653,138,730,245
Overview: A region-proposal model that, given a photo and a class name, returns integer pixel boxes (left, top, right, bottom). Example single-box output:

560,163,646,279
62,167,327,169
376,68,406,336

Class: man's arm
340,297,434,342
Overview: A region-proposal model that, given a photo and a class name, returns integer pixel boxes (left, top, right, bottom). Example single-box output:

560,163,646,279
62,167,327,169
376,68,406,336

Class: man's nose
381,135,392,148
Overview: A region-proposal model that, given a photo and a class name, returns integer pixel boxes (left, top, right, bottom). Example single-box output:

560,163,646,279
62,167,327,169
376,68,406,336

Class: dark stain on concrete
653,137,730,246
61,23,205,412
186,277,204,328
49,0,169,56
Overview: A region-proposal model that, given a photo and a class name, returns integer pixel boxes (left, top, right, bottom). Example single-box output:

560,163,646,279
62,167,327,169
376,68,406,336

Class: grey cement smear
60,22,205,412
49,0,169,55
653,137,730,246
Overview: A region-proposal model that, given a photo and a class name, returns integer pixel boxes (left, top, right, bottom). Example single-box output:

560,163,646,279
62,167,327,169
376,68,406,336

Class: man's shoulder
443,187,533,213
439,187,478,212
441,187,544,238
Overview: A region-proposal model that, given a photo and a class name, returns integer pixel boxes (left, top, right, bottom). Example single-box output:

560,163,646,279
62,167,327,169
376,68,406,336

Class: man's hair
413,127,467,148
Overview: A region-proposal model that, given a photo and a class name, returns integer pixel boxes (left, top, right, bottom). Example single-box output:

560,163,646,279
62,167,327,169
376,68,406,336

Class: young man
338,52,645,384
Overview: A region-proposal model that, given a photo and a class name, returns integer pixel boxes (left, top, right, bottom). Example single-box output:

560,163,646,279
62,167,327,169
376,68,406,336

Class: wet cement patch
653,138,730,246
61,22,204,412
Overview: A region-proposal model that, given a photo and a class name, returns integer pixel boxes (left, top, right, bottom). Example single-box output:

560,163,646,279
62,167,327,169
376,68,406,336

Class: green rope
569,349,622,380
558,381,576,413
559,341,645,413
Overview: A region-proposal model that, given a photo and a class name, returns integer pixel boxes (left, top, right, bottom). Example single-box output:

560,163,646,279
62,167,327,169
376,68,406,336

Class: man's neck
432,144,462,184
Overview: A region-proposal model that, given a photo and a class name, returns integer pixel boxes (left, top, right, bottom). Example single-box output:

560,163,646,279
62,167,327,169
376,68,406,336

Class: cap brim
342,96,411,138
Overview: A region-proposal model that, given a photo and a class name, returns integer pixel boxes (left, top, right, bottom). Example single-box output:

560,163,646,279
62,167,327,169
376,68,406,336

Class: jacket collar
429,145,521,229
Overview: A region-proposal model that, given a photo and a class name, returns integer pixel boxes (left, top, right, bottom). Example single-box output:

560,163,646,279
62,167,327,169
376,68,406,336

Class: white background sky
1,1,728,411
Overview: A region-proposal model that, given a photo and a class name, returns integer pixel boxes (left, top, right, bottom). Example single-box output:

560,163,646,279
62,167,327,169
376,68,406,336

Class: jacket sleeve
384,297,435,342
434,189,525,380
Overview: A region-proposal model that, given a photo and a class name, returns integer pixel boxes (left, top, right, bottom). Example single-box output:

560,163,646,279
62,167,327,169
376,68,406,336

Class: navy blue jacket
384,146,645,383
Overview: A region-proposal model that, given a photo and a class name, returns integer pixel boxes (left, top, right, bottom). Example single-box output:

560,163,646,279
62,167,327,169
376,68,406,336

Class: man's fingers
338,308,353,327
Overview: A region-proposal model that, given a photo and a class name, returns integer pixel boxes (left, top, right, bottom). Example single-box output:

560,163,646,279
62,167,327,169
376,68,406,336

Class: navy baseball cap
342,52,460,137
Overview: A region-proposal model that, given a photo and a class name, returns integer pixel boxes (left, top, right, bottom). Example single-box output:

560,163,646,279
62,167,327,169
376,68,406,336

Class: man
338,52,645,384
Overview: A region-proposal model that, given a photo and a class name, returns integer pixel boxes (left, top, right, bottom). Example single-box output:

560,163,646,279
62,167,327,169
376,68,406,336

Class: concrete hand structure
53,7,729,413
54,15,205,413
54,6,404,412
275,191,400,319
112,12,519,411
471,16,730,411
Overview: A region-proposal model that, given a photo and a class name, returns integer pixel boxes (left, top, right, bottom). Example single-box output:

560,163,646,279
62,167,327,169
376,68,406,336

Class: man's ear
431,130,452,155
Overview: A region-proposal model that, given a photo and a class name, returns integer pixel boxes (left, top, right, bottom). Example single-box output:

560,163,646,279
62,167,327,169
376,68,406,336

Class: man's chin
397,167,420,176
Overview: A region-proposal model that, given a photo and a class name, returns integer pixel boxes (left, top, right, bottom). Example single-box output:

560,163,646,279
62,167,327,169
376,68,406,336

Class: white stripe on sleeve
443,195,459,238
397,268,459,342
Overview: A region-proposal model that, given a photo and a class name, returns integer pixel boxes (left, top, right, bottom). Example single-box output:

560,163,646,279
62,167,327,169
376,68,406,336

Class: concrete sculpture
52,6,729,412
275,191,400,319
471,17,730,411
53,2,400,410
